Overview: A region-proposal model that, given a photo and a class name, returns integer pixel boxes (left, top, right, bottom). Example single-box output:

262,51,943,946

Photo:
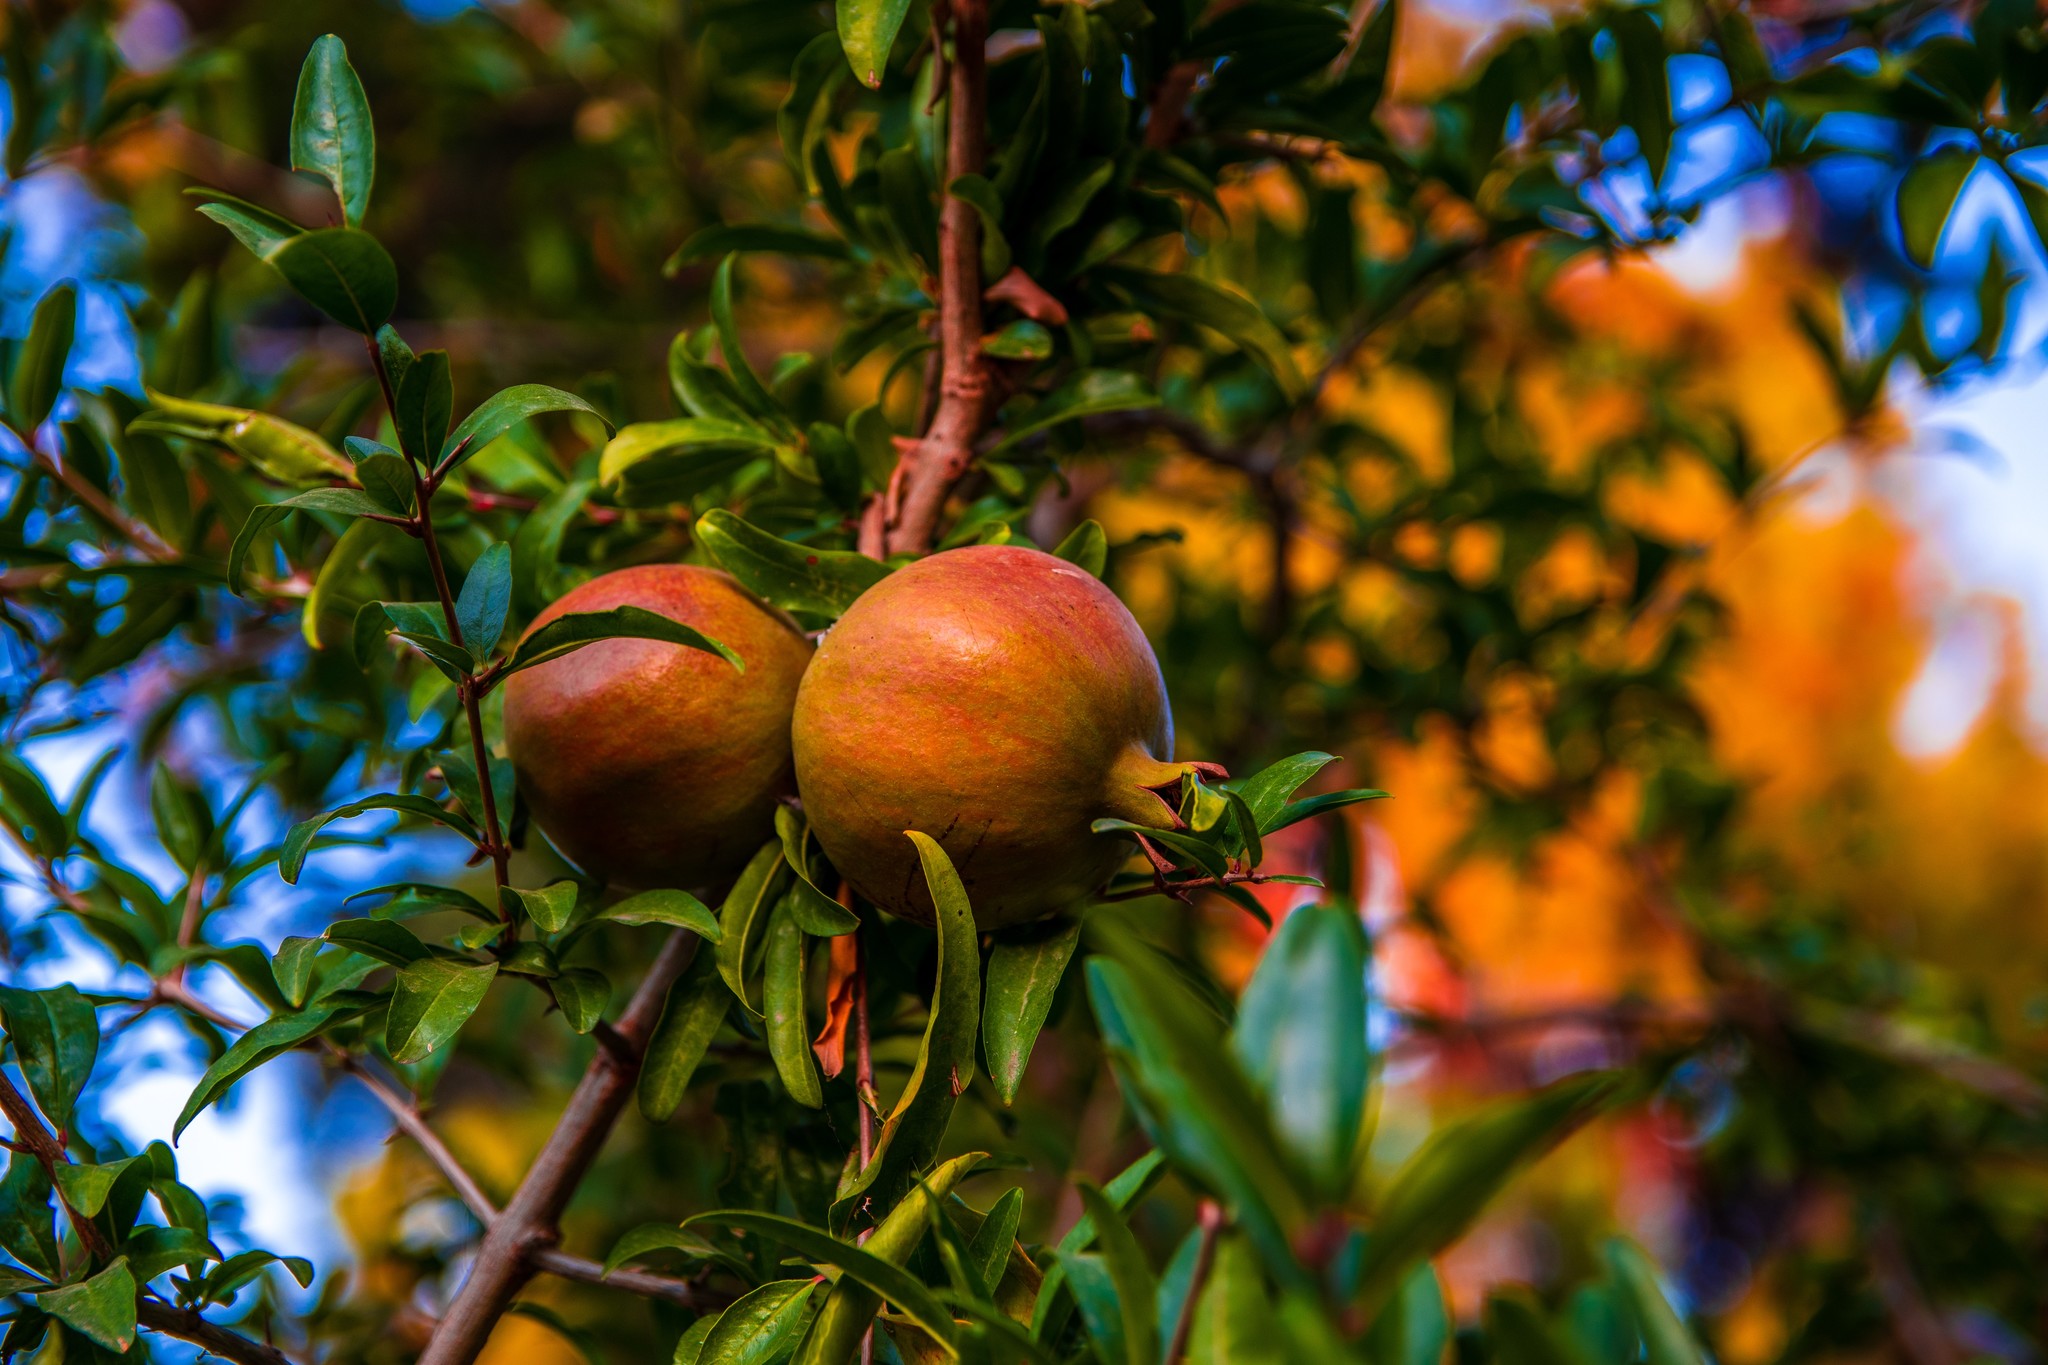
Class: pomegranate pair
502,544,1210,928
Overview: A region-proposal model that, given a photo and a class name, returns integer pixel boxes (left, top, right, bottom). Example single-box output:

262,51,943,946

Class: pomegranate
791,544,1218,927
504,564,812,890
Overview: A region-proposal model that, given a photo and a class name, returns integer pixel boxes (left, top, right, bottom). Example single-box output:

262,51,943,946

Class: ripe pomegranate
791,544,1220,927
504,564,813,890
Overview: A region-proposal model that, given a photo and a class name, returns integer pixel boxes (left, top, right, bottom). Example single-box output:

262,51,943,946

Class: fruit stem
1100,744,1226,830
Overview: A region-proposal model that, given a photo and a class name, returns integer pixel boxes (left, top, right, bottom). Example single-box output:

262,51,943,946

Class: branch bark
416,930,697,1365
137,1301,299,1365
880,0,991,556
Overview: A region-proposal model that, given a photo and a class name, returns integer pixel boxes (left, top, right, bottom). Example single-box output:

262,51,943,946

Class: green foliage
0,3,2038,1364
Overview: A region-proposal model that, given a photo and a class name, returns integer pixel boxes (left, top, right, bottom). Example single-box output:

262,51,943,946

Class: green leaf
1899,147,1979,269
0,752,66,860
201,1249,315,1305
323,916,430,966
376,323,415,390
837,0,915,88
1183,1233,1283,1365
9,280,75,430
598,418,778,507
983,918,1081,1106
553,968,611,1035
764,900,824,1108
271,937,325,1009
1488,1292,1583,1365
1085,945,1308,1282
395,347,452,465
53,1157,136,1219
776,807,860,936
603,1223,735,1278
354,451,414,513
966,1187,1024,1294
1091,818,1231,879
510,477,593,612
697,1279,818,1364
505,604,743,678
290,35,375,226
829,833,982,1225
281,794,481,884
1,1154,59,1277
782,31,848,177
386,958,498,1063
668,223,850,272
0,1265,46,1296
1611,9,1672,181
1063,1253,1130,1365
987,369,1158,457
226,504,290,596
454,542,512,659
807,420,865,511
1352,1072,1622,1308
1364,1263,1450,1365
0,985,99,1129
717,842,789,1016
1051,519,1108,577
1077,1180,1159,1365
1098,268,1303,398
601,889,722,939
266,228,398,334
122,1225,217,1283
500,942,559,978
949,174,1014,280
981,319,1050,362
175,997,370,1139
1261,788,1388,836
441,384,612,472
1231,753,1335,832
1231,904,1370,1195
193,196,300,258
699,508,892,620
709,255,782,425
1607,1238,1704,1365
639,950,731,1120
685,1210,956,1351
34,1257,135,1352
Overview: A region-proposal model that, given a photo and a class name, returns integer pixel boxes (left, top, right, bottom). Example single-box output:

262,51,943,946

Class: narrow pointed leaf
983,918,1081,1106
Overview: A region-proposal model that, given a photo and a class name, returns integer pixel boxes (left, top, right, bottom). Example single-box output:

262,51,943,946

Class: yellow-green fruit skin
503,564,813,891
791,544,1202,928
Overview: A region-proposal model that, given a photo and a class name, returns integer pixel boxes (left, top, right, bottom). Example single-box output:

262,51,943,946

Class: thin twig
528,1249,731,1310
336,1055,500,1225
137,1300,300,1365
416,930,697,1365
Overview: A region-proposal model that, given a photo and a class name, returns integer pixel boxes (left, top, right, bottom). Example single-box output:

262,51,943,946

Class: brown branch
136,1301,299,1365
527,1249,731,1310
416,930,697,1365
337,1056,500,1225
881,0,992,556
32,448,178,562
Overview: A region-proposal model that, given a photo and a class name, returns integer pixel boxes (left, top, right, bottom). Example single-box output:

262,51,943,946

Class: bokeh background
5,0,2048,1362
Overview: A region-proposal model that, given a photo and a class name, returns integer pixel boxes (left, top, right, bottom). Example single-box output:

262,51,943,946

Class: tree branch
416,930,698,1365
528,1249,730,1310
137,1301,299,1365
337,1056,500,1226
881,0,991,556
